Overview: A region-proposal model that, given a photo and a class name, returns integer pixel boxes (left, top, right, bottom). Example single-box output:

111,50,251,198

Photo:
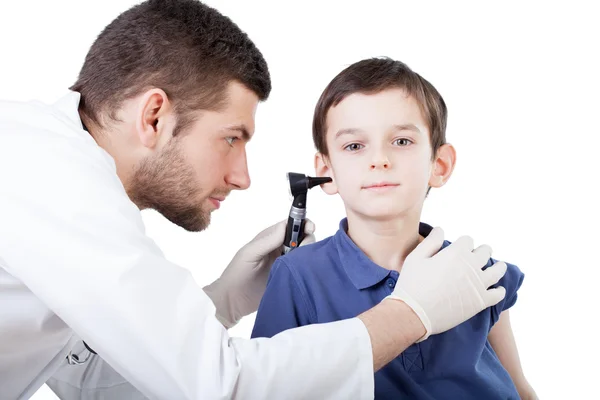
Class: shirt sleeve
486,258,525,327
251,258,314,339
0,121,375,399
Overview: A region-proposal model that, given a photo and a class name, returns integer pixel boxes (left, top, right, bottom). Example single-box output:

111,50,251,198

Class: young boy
251,58,537,399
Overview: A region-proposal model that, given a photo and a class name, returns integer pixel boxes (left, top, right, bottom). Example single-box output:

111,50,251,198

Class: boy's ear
428,143,457,188
314,152,338,195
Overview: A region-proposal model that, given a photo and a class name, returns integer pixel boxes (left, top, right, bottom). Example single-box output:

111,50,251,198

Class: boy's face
315,88,455,220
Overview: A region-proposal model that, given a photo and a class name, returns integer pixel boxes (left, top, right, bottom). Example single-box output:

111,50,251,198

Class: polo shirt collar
333,218,437,290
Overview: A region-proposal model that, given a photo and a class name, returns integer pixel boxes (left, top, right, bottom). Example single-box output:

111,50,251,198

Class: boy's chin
351,206,411,221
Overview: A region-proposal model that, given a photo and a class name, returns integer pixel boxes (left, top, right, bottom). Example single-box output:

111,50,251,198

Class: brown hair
71,0,270,135
312,57,446,158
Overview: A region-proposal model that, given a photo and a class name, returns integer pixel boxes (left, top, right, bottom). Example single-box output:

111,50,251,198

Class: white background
1,0,598,398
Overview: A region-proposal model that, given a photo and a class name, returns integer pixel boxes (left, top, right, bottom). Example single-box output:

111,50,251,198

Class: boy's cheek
334,176,364,201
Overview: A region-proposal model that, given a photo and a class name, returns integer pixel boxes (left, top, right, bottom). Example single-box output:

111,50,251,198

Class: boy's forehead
326,89,428,137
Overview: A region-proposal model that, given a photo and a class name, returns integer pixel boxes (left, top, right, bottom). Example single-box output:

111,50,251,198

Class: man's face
129,81,258,231
316,88,435,221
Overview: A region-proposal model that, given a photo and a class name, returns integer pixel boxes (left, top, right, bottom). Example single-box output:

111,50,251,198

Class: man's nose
227,149,251,190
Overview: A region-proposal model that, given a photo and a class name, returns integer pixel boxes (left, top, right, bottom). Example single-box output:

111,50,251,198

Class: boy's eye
394,138,412,146
344,143,364,151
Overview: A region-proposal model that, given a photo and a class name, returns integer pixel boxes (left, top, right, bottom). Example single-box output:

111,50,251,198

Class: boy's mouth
362,182,400,190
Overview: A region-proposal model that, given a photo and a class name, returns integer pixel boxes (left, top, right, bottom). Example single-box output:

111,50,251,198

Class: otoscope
282,172,332,255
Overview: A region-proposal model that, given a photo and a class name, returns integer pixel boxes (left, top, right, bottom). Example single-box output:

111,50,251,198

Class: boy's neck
345,212,423,272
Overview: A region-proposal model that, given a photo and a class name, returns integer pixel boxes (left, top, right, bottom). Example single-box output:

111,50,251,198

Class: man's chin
183,216,211,232
162,209,210,232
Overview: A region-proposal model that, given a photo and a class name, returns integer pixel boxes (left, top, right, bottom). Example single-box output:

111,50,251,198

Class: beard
127,138,218,232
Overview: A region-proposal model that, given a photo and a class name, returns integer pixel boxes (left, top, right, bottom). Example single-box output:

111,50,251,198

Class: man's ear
428,143,457,188
135,88,173,149
314,152,338,195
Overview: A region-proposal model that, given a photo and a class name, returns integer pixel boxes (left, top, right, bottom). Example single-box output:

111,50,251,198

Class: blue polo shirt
251,218,525,399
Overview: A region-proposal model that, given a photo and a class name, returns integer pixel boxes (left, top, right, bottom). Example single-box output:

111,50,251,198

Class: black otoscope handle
282,213,305,255
282,190,308,255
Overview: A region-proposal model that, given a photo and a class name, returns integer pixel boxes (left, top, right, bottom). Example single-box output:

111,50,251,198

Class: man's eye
344,143,364,151
394,138,411,146
225,137,239,146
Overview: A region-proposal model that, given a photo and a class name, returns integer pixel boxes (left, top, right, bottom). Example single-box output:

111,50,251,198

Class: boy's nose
370,157,391,170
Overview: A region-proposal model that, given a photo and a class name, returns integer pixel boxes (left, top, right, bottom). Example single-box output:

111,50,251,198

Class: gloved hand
388,227,507,342
203,219,316,328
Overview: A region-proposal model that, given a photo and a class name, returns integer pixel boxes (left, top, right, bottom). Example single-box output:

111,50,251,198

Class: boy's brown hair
312,57,447,158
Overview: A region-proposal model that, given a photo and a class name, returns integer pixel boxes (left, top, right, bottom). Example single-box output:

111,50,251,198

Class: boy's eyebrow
392,124,421,134
334,124,421,139
334,128,363,139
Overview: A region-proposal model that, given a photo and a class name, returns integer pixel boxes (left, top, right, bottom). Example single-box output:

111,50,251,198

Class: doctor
0,0,509,399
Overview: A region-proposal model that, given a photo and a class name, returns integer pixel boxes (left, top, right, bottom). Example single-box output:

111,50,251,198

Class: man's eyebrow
334,128,364,139
224,124,252,141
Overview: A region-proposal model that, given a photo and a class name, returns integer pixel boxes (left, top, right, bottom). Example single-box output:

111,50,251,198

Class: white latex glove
388,227,507,342
203,219,316,328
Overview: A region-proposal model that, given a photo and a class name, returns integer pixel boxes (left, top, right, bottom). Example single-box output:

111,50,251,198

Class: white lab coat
0,92,375,399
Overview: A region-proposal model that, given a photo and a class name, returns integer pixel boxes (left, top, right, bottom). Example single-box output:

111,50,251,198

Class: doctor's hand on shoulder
387,227,507,342
204,219,316,328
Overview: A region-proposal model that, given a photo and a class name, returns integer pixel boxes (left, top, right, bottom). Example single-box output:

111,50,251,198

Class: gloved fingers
483,286,506,307
480,260,507,288
298,233,316,247
252,219,286,241
451,235,475,253
304,218,315,235
249,218,315,250
244,220,287,256
244,218,317,256
471,244,493,267
409,226,445,259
